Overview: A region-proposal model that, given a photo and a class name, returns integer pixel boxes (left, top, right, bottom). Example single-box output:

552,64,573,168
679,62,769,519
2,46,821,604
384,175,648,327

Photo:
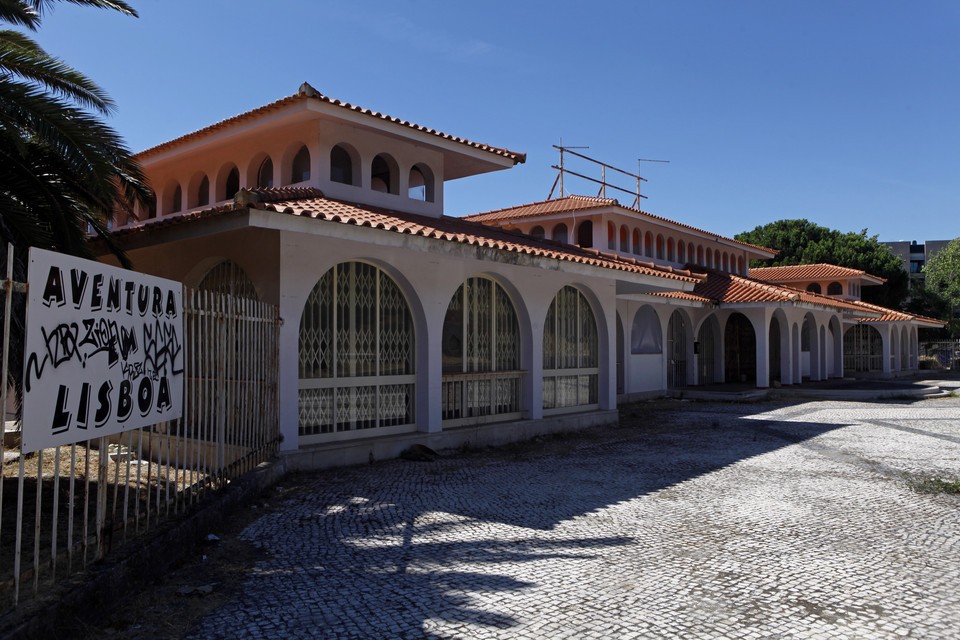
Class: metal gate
697,320,717,385
667,311,687,389
0,248,280,610
769,317,782,383
844,324,883,372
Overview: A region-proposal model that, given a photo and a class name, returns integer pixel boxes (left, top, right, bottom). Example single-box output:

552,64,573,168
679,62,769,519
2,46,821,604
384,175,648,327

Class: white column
789,322,800,384
277,286,302,453
744,309,770,388
881,326,892,376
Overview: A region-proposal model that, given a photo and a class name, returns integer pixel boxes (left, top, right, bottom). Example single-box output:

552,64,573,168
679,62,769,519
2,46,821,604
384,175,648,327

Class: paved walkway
189,398,960,639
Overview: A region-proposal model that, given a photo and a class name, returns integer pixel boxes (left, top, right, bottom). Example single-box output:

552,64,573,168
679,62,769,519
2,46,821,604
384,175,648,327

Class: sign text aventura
22,249,184,453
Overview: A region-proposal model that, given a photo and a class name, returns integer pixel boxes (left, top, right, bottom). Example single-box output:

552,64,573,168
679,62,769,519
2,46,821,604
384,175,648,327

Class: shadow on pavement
188,400,854,639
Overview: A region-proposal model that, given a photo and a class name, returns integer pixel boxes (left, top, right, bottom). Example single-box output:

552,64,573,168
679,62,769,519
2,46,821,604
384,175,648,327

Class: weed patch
908,475,960,495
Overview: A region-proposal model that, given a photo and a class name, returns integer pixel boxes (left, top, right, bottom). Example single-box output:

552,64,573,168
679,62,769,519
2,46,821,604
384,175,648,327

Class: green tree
0,0,152,410
735,219,908,309
0,0,152,266
923,237,960,337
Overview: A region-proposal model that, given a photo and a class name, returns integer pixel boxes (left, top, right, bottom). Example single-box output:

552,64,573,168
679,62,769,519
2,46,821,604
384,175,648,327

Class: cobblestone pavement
189,398,960,639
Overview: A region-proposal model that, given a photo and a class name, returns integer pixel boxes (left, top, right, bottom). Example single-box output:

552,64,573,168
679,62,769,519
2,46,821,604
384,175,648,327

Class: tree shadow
188,400,855,638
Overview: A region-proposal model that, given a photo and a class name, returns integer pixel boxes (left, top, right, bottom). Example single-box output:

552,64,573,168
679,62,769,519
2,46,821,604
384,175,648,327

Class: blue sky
32,1,960,242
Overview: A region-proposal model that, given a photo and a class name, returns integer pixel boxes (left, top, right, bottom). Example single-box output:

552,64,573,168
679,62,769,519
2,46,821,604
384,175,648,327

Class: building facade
98,83,943,463
883,239,952,288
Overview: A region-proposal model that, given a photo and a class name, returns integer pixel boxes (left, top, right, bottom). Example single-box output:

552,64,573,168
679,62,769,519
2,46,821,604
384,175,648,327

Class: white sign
21,248,184,453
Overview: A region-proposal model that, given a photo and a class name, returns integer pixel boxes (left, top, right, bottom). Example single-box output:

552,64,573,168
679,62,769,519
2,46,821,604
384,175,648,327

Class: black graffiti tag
24,323,79,392
24,319,142,392
142,320,184,378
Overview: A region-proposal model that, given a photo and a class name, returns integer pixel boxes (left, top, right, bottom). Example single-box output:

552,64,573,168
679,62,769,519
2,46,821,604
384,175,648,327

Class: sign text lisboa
21,248,184,453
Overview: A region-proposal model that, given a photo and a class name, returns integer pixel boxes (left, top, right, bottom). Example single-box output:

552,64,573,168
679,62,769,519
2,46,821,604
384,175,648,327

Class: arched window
678,240,686,263
198,260,259,300
644,232,653,257
696,245,704,266
667,310,689,389
722,253,729,272
607,222,616,250
553,223,569,244
807,283,822,294
632,229,641,255
619,225,629,252
291,145,311,183
408,164,434,202
656,235,665,259
330,145,355,185
530,226,545,240
257,157,274,188
706,248,713,269
667,238,675,262
631,305,662,354
224,167,240,200
197,175,210,207
543,286,598,410
827,282,843,296
167,184,182,215
737,256,744,275
801,318,811,352
724,313,757,383
371,154,396,194
844,324,883,372
577,220,593,248
299,262,415,439
441,277,521,423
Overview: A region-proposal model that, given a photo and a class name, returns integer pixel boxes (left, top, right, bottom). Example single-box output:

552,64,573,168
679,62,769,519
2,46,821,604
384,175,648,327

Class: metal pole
558,145,564,198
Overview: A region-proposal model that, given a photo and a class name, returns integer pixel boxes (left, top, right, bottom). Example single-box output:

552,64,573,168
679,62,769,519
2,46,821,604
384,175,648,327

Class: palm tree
0,0,153,410
0,0,153,267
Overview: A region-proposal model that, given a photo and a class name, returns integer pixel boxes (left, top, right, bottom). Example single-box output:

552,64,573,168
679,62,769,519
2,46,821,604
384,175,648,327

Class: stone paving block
187,398,960,639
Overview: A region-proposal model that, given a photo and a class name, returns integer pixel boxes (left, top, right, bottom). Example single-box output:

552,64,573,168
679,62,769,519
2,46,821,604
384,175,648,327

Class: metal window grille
0,245,280,609
543,286,599,410
667,311,687,389
298,262,415,439
844,324,884,372
441,278,522,423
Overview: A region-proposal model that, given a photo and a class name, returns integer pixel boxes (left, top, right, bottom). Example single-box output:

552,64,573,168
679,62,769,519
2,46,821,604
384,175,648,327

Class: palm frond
27,0,136,19
0,0,40,30
0,30,113,113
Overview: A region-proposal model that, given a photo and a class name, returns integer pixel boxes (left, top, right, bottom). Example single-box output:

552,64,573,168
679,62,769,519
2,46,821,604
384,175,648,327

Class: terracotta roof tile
137,83,525,164
464,195,775,256
651,270,944,326
109,189,702,285
649,291,715,304
749,263,885,284
653,270,871,312
845,299,945,326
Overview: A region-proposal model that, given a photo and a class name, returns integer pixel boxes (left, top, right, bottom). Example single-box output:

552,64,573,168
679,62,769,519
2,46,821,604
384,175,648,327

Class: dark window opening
330,145,354,185
292,146,311,183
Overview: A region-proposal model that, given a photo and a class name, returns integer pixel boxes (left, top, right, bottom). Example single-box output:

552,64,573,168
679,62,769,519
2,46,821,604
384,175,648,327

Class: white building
99,83,943,466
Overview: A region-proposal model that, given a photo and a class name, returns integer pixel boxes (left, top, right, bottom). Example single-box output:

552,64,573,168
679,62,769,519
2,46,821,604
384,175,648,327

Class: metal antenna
635,158,670,206
548,138,589,199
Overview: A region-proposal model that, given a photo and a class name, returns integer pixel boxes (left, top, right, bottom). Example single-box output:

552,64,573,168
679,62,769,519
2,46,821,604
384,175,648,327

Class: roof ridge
465,195,776,255
136,83,526,163
463,194,614,220
247,193,701,283
752,263,865,273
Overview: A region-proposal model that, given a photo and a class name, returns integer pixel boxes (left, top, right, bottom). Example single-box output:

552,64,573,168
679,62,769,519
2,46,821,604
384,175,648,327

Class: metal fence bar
1,281,279,610
67,443,75,572
51,446,60,581
32,450,42,595
0,247,13,554
13,454,25,605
